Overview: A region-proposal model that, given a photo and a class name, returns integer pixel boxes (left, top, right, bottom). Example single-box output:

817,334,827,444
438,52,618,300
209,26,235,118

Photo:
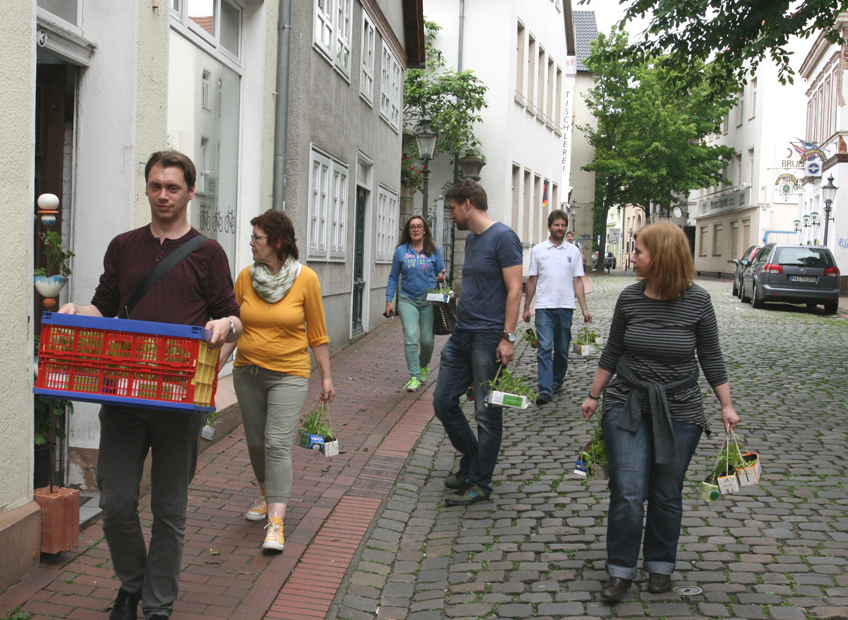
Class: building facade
421,0,577,279
693,61,806,275
1,0,422,590
800,14,848,291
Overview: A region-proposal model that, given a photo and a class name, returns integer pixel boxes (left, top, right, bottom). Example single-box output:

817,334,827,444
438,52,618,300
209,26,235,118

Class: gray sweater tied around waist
606,356,700,465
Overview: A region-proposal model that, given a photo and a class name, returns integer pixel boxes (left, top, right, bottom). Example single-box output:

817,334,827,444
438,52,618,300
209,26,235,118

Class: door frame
352,152,374,338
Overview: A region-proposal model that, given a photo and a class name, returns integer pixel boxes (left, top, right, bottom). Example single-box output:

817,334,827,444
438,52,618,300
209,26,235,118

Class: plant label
487,391,530,409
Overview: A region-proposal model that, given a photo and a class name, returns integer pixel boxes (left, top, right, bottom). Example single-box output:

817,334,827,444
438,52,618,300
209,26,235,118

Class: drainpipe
453,0,465,184
272,0,293,211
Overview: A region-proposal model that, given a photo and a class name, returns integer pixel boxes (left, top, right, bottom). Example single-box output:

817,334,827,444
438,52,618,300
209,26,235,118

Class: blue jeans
432,329,504,493
534,308,573,395
602,404,702,580
397,294,435,379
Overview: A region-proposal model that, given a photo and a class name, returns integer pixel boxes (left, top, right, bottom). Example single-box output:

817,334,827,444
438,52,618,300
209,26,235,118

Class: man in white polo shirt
522,209,592,405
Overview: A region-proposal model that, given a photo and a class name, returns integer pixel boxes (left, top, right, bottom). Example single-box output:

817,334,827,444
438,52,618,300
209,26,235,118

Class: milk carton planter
573,327,602,357
298,402,339,457
576,419,609,481
426,285,454,304
572,343,595,356
487,390,531,409
700,479,721,502
717,473,740,495
486,366,535,409
736,452,761,486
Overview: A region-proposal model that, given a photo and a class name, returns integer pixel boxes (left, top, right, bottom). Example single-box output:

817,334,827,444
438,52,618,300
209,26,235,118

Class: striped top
599,282,728,430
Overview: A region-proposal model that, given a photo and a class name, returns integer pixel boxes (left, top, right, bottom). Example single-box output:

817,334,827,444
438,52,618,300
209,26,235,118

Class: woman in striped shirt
581,221,739,603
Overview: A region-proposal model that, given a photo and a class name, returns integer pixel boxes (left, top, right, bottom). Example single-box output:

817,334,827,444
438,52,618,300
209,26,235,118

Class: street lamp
414,116,438,221
794,219,802,234
626,227,633,271
822,174,837,246
803,214,811,228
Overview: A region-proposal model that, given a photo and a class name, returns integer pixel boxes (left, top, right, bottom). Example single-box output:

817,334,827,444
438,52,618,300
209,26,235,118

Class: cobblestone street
331,275,848,620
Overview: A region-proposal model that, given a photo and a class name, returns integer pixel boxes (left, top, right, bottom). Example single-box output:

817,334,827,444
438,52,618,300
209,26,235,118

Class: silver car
741,244,840,314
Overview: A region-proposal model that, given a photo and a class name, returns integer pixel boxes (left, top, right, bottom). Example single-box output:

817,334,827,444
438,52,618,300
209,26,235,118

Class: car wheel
732,279,738,297
751,283,764,309
740,282,751,303
824,300,838,314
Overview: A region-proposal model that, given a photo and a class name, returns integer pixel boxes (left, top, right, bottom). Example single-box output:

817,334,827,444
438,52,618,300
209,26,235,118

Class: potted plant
426,284,454,303
33,384,79,554
573,327,601,356
298,402,339,457
485,367,535,409
579,423,609,481
34,230,74,301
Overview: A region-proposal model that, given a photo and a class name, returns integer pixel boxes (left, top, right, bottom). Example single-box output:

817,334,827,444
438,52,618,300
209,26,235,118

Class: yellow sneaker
419,366,430,382
246,496,267,521
262,515,285,551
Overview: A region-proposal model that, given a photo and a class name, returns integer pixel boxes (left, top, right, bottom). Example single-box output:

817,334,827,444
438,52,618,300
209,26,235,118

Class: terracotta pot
33,486,79,554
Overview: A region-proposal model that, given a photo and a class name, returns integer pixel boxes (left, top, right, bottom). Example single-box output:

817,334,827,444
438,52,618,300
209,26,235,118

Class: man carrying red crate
58,151,242,620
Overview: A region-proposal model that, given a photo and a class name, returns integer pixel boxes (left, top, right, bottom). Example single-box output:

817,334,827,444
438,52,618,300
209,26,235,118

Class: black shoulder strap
123,234,207,318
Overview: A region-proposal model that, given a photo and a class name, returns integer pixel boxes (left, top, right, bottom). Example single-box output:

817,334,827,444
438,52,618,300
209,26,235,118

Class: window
314,0,352,76
730,221,739,259
712,223,723,256
360,10,376,104
735,153,742,186
747,148,755,185
202,70,212,110
537,46,546,118
699,226,708,256
376,186,399,262
380,42,402,131
736,88,744,126
528,34,537,109
723,113,728,135
308,149,349,261
554,66,563,130
749,77,757,119
742,219,750,248
38,0,79,25
516,22,526,98
172,0,243,59
546,57,555,123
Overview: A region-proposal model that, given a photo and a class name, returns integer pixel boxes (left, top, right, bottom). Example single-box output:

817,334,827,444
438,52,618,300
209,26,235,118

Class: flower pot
426,293,451,303
299,431,324,450
486,390,530,409
322,438,340,457
736,452,761,486
592,464,608,481
572,343,594,356
457,154,486,181
717,473,740,495
33,486,79,554
700,480,721,502
34,275,68,298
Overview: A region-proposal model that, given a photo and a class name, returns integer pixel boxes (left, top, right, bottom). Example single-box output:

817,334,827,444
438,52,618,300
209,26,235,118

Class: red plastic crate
35,313,219,412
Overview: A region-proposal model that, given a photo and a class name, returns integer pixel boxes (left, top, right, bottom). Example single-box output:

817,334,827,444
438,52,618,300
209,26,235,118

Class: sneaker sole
262,540,285,551
245,512,267,521
444,495,490,506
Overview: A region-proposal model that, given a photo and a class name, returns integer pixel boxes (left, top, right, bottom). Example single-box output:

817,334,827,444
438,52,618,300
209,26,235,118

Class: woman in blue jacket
386,215,446,391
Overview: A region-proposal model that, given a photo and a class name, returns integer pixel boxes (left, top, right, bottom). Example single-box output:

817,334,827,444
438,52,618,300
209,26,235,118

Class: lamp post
414,116,438,221
570,198,579,233
822,174,837,246
626,227,633,271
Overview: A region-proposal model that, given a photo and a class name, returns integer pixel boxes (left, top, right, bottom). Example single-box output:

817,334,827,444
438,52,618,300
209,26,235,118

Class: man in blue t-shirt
433,179,523,506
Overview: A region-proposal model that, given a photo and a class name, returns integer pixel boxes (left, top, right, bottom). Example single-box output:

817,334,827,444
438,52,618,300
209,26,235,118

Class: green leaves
404,19,488,165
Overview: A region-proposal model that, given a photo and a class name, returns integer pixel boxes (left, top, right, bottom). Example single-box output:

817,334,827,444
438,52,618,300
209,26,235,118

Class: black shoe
536,392,552,406
553,382,563,394
444,471,468,489
109,589,141,620
647,572,672,593
600,577,632,602
444,482,490,506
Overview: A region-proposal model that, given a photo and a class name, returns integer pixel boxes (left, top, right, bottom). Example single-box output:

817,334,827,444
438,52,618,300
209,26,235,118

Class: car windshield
775,247,833,267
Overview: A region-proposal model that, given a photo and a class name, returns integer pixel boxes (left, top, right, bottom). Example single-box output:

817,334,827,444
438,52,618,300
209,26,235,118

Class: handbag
432,281,456,335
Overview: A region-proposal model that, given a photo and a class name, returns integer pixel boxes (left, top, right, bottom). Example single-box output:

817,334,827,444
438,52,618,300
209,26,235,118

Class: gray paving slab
329,276,848,620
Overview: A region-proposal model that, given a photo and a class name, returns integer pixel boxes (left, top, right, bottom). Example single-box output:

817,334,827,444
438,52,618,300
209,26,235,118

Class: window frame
375,185,399,263
380,41,402,132
314,0,353,79
359,9,376,104
170,0,244,66
308,147,349,262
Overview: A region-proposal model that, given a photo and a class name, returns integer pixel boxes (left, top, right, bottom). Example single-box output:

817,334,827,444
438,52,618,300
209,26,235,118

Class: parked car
730,245,762,298
740,244,840,313
592,251,617,270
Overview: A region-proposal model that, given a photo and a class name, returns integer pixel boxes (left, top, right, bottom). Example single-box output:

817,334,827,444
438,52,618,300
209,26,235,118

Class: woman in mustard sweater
219,209,334,552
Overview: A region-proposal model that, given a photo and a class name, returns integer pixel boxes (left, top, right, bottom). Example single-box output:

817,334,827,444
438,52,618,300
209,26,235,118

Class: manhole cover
673,586,703,596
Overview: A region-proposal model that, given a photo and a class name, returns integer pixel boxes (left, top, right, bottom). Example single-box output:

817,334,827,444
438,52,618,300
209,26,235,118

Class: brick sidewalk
0,318,445,620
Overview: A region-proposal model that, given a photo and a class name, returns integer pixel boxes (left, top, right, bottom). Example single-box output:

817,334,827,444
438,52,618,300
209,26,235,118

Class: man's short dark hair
444,178,488,211
548,209,568,227
145,151,197,188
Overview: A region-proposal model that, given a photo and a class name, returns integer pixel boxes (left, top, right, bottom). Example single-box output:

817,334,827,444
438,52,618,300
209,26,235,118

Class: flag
542,180,548,208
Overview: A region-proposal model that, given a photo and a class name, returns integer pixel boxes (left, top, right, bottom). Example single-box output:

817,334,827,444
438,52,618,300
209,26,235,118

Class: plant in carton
736,451,761,486
700,473,721,502
486,367,535,409
579,423,609,481
298,402,339,457
714,436,744,495
573,327,600,356
425,284,454,303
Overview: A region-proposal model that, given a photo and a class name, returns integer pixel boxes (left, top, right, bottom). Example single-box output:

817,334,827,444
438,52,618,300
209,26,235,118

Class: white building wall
425,0,572,272
694,59,806,274
0,0,36,517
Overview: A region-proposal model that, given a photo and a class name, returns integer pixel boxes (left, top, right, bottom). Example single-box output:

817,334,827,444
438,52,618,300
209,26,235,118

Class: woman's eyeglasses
250,234,268,242
409,225,425,230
